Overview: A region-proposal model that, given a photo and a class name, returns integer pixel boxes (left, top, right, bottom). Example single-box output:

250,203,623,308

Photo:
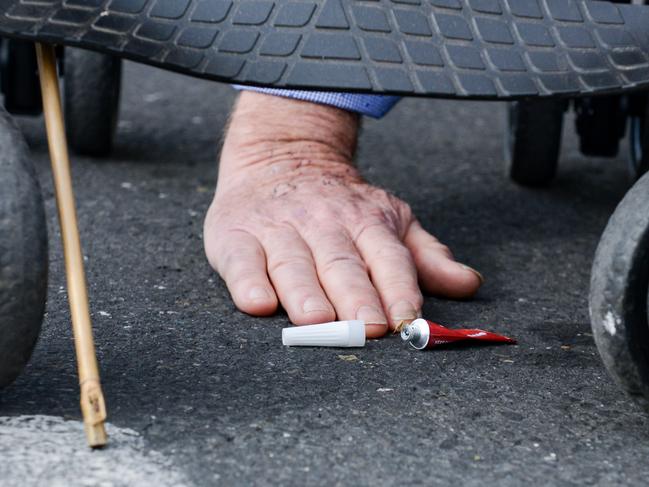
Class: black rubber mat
2,0,649,99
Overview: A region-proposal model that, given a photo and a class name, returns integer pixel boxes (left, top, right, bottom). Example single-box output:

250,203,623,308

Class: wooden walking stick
35,43,107,448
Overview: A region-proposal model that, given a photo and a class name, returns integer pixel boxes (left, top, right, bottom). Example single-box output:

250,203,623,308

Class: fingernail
389,300,418,321
356,305,388,325
461,264,484,284
249,286,271,301
389,300,418,332
303,297,331,314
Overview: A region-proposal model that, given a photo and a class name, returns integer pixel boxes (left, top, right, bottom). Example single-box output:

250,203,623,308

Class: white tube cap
282,320,366,347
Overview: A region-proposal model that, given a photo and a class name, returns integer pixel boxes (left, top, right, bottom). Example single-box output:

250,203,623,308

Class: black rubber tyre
63,47,121,157
504,100,565,187
590,171,649,404
0,38,42,116
0,107,48,389
575,96,626,158
628,104,649,181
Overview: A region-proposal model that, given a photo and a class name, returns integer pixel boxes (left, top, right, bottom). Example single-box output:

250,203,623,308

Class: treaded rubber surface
590,171,649,400
0,105,47,388
64,47,121,156
2,0,649,99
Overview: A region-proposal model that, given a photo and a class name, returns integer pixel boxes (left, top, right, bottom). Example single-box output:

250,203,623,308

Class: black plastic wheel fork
2,0,649,100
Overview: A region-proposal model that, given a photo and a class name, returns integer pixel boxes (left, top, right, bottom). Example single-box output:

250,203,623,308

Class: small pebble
337,354,358,362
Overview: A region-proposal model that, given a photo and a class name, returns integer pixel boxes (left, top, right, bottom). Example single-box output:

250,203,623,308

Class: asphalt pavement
2,62,649,486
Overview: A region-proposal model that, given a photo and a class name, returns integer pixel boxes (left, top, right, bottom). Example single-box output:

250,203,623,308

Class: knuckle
353,214,404,242
412,293,424,309
284,282,320,297
395,200,413,222
215,235,263,274
224,242,263,264
385,291,424,310
320,251,367,275
373,242,412,262
401,200,413,215
267,252,312,275
220,246,264,269
369,259,420,296
380,277,421,297
231,268,264,286
434,244,454,259
360,208,391,227
314,226,351,246
346,285,381,304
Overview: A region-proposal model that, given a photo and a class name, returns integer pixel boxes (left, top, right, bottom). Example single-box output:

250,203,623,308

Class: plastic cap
282,320,366,347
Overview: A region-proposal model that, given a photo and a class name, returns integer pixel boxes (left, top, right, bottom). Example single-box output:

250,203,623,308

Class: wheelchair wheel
628,102,649,181
0,107,48,388
0,38,42,116
64,47,122,157
575,96,626,158
504,99,565,187
590,171,649,404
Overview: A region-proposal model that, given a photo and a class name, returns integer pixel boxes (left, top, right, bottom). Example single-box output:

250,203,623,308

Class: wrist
219,92,360,180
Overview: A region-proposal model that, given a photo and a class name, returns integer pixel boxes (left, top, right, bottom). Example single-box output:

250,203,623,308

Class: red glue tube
400,318,516,350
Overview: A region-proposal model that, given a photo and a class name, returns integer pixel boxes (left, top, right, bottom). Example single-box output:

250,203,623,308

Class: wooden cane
35,43,107,448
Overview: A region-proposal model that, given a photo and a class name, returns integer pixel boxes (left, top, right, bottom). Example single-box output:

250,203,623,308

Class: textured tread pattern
0,105,47,388
2,0,649,99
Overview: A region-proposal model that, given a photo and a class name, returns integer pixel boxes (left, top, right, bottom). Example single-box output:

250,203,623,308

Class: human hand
204,92,482,338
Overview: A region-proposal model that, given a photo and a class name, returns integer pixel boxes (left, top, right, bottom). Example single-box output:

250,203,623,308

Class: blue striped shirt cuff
233,85,400,119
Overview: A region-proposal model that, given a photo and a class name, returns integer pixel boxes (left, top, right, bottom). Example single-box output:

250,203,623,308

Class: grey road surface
1,62,648,486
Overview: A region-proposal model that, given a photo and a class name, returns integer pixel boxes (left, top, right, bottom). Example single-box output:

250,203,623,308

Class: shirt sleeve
232,85,400,119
